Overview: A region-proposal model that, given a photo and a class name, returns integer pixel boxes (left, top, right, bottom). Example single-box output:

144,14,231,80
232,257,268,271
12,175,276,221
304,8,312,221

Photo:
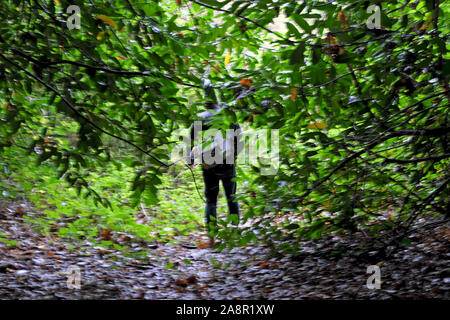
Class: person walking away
188,81,241,247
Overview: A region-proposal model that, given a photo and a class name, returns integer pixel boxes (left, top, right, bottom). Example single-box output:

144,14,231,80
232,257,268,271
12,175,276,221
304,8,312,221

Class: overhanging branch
10,48,201,88
0,52,171,168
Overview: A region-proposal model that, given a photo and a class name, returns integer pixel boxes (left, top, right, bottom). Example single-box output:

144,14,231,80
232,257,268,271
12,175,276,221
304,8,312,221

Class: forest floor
0,201,449,300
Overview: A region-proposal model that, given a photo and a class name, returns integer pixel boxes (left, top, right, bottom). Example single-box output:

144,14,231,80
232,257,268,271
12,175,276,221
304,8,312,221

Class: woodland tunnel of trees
0,0,449,300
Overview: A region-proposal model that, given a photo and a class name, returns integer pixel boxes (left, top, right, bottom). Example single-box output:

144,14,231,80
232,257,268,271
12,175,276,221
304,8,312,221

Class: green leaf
291,14,311,33
289,42,305,65
333,51,356,64
286,22,302,39
442,59,450,77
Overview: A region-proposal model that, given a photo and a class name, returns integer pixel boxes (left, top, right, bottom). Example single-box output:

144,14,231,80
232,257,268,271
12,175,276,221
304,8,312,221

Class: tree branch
0,52,171,168
11,48,201,88
379,153,450,164
189,0,291,43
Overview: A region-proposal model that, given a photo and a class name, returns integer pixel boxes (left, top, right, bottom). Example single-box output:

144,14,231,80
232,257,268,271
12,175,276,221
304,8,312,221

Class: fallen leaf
175,278,188,287
197,241,211,249
100,229,112,241
186,275,197,284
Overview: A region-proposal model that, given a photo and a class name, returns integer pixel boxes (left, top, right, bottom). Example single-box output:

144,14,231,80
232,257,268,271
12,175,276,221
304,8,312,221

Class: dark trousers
202,164,239,229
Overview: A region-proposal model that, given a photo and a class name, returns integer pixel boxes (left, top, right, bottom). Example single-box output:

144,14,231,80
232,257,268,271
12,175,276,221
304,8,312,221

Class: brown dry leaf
119,235,131,242
175,286,185,293
323,34,337,44
175,278,188,287
338,11,348,28
97,15,118,30
99,229,112,241
196,284,208,291
307,122,327,130
240,78,252,87
197,242,210,249
15,207,26,216
186,275,197,284
290,87,297,101
420,14,433,31
269,263,280,269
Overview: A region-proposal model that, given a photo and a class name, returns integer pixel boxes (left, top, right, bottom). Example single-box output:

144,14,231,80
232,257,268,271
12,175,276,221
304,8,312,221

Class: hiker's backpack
197,127,235,169
190,104,241,169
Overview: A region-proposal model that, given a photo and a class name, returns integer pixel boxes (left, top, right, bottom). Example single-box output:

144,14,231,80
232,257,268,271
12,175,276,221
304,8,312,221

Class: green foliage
0,0,449,253
0,144,204,250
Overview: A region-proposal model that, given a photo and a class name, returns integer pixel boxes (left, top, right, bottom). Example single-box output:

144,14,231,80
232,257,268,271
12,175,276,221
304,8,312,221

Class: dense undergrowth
1,139,447,258
1,144,210,251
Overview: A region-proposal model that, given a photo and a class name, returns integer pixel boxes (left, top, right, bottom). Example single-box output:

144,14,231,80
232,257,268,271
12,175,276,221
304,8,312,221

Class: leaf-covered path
0,201,449,300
